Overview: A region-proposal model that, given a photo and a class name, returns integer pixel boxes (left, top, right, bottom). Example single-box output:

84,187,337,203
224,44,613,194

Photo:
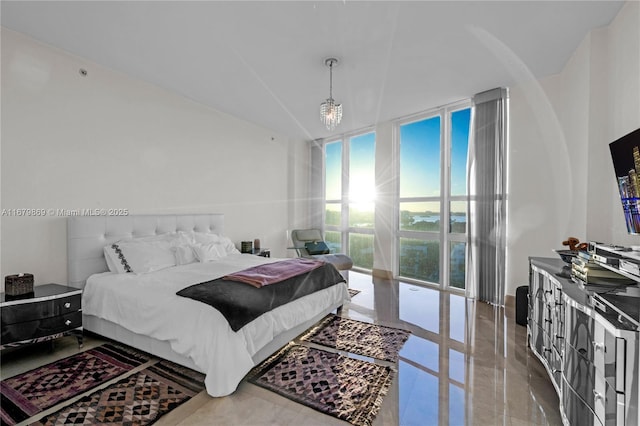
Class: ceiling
1,1,624,141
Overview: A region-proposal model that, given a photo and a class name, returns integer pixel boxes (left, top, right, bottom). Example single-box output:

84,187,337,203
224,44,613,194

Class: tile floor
1,271,562,425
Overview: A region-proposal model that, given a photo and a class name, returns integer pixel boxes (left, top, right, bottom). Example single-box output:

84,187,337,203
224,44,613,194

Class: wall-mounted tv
609,127,640,235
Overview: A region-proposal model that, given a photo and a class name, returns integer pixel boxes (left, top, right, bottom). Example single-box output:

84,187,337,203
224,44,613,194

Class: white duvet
82,253,349,396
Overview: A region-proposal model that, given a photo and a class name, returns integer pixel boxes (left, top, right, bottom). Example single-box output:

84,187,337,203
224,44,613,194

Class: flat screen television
609,127,640,235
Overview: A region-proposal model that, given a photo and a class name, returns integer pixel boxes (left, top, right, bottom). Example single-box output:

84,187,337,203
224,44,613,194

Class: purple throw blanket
223,258,325,288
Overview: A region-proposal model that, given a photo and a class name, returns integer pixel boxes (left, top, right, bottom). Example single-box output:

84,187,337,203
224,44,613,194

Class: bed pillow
191,232,238,255
218,236,240,255
192,242,227,262
121,239,177,273
104,233,180,273
193,232,221,245
105,238,177,274
176,231,197,245
104,245,128,273
104,246,119,273
173,245,197,265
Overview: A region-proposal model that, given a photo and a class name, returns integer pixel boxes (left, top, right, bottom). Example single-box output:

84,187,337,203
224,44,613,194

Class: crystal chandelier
320,58,342,131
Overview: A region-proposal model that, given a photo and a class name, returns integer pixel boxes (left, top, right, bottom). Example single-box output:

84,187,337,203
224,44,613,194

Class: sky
325,141,342,200
400,108,470,200
325,132,376,205
349,132,376,206
325,108,471,214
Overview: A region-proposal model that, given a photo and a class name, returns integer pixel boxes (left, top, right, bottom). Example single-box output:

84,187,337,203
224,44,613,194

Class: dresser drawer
1,294,81,325
1,311,82,344
562,376,602,426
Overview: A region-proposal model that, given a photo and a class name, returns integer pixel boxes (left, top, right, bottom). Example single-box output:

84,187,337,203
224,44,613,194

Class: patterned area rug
300,314,411,362
0,343,150,425
0,345,204,426
34,360,205,426
248,344,393,426
348,288,361,298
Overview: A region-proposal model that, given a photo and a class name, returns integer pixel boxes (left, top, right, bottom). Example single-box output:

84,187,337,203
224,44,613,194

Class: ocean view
325,210,467,288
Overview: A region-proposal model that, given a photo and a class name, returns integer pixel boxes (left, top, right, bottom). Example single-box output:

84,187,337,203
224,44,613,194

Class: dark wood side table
1,283,83,350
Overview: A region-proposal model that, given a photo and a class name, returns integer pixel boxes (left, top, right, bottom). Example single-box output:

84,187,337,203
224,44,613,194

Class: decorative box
5,273,34,296
241,241,253,254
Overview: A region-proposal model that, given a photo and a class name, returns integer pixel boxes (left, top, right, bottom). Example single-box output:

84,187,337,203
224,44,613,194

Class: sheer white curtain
466,88,508,305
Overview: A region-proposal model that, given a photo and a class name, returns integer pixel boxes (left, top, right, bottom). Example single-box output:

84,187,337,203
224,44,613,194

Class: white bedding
83,253,349,396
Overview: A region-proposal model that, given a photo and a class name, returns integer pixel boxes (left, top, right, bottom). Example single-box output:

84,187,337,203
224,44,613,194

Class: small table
1,283,83,350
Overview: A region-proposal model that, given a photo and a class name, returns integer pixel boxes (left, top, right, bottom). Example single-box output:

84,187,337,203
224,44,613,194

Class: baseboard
372,269,393,279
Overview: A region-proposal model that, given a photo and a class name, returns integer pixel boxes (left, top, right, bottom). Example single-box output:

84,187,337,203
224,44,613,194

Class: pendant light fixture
320,57,342,131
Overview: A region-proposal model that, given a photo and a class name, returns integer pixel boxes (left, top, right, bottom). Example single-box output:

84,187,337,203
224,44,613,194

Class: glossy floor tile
0,271,562,425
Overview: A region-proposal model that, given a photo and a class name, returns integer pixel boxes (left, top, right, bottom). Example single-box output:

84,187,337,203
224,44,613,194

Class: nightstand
1,284,83,350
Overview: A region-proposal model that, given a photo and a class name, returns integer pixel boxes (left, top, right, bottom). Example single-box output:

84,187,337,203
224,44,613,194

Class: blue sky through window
400,108,470,213
451,108,470,197
400,116,441,199
325,141,342,200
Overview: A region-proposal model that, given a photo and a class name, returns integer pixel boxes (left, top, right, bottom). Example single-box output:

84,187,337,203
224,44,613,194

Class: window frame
394,100,471,291
322,127,376,271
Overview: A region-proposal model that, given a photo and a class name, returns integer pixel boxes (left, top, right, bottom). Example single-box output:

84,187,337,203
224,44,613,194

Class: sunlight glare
349,177,376,208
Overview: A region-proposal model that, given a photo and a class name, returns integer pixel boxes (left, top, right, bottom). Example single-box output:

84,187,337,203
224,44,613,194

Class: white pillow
193,242,226,262
191,232,239,255
218,236,240,255
104,246,122,273
173,245,197,265
176,231,197,245
104,244,129,274
104,233,178,273
105,239,176,274
193,232,221,245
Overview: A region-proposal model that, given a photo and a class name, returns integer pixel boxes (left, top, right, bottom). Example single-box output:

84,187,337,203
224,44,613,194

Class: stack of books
571,251,635,286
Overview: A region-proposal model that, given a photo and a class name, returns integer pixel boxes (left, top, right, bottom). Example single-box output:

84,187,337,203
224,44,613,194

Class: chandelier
320,58,342,131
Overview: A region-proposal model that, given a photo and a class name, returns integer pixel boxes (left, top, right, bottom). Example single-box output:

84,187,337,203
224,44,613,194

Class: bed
66,214,349,397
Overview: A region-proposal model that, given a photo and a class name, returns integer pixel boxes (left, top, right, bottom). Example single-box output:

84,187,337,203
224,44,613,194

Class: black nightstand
1,283,83,350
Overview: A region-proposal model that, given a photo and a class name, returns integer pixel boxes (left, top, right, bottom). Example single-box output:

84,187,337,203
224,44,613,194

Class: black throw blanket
176,263,346,331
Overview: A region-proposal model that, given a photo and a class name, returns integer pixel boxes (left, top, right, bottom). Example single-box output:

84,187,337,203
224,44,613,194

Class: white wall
587,1,640,245
1,29,304,285
507,1,640,296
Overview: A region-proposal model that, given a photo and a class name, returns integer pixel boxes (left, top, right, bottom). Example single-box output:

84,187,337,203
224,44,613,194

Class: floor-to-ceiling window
324,139,343,254
323,131,376,270
396,102,471,290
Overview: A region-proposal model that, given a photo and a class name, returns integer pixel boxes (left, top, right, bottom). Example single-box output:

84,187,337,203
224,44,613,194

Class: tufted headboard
67,214,224,289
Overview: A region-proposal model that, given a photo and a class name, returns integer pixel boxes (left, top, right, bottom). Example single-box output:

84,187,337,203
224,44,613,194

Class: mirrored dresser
529,256,639,426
